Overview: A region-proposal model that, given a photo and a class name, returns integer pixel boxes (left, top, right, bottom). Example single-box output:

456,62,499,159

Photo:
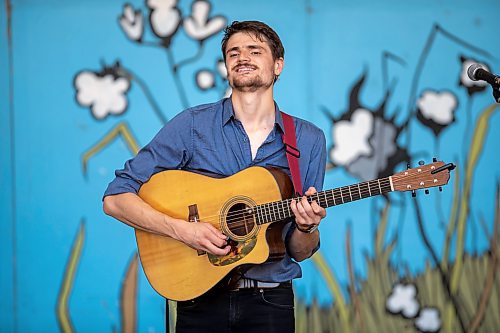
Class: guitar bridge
188,204,206,256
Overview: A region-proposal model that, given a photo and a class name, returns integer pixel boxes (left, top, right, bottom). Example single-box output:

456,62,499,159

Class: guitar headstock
392,161,455,193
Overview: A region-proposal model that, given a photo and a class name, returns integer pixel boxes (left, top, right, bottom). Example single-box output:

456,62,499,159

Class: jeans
175,283,295,333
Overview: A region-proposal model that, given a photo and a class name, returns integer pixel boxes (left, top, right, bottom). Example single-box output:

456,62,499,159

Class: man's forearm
288,228,320,262
103,192,178,237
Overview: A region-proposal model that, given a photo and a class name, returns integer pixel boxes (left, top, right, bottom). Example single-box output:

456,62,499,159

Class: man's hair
221,21,285,62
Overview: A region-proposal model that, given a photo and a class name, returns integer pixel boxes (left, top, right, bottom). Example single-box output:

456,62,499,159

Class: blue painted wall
2,0,499,332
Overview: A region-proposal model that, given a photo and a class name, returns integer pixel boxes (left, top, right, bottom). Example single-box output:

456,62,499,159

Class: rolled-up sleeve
103,110,193,198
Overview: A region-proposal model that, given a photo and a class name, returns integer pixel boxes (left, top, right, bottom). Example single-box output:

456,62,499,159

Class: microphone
467,64,500,87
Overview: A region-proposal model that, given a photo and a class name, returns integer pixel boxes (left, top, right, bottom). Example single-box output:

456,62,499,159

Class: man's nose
237,51,250,62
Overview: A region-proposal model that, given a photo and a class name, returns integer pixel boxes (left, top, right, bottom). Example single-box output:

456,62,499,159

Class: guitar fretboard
255,177,392,225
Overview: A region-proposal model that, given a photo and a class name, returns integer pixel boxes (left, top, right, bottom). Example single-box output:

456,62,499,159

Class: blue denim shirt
104,98,326,282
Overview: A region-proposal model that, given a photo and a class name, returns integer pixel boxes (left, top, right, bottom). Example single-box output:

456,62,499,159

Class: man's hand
172,219,231,256
290,187,326,232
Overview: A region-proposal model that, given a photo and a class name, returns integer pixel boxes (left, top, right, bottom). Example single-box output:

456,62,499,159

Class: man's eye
251,51,261,55
229,53,238,58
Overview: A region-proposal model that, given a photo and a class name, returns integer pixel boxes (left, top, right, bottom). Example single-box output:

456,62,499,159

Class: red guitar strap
281,111,303,196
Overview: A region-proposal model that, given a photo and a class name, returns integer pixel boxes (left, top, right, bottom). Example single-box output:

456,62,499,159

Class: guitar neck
255,177,392,225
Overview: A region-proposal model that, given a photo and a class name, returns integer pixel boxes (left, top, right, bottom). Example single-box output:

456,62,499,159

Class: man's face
224,32,283,93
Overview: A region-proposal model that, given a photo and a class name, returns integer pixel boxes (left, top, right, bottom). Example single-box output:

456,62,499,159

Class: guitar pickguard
207,236,257,266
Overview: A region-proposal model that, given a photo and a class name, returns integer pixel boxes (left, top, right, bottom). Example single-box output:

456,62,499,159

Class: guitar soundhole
226,203,256,237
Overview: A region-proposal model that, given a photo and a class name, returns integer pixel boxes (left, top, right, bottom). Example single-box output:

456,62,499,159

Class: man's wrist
295,223,319,234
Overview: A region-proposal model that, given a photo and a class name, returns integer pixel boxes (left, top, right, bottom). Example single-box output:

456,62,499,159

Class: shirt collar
222,97,285,133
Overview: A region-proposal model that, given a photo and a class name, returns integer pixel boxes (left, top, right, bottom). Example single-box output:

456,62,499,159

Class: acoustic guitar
136,161,454,301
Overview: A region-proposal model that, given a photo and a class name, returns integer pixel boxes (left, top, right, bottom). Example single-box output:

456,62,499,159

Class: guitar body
136,166,293,301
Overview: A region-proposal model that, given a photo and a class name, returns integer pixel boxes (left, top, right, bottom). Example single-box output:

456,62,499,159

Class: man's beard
229,69,274,92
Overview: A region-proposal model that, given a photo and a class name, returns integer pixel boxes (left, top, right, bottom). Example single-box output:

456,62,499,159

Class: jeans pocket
259,288,294,310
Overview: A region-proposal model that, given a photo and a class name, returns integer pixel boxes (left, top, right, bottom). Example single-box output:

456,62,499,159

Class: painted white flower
386,283,420,318
75,71,130,119
417,90,457,125
196,69,215,90
183,0,226,42
330,108,373,166
415,307,441,333
147,0,181,39
119,4,144,41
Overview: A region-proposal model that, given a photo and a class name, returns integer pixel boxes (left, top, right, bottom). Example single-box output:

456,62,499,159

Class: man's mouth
234,65,257,73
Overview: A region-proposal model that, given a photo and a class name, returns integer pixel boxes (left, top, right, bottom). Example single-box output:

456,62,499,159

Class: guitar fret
334,189,340,205
368,181,373,196
316,193,321,207
382,178,391,194
253,178,395,226
351,185,358,201
262,205,266,224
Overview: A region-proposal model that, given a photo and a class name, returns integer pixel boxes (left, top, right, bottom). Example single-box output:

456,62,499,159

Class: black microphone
467,64,500,87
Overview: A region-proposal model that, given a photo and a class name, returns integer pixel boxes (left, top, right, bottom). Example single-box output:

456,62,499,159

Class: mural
1,0,499,332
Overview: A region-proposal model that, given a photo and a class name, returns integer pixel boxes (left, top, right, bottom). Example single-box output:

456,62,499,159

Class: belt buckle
232,278,281,290
256,281,280,288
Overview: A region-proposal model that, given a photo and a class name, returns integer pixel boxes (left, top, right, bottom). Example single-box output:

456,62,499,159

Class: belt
229,278,291,291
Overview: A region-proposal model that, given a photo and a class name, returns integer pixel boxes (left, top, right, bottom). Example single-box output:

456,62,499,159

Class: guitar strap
281,111,303,196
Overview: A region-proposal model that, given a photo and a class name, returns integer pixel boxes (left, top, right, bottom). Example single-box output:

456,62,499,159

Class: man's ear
274,57,284,76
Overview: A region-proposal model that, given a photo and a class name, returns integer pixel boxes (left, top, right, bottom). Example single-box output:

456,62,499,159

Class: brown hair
221,21,285,62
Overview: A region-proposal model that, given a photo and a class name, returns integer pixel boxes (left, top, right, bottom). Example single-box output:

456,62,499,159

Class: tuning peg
412,190,416,198
425,189,429,195
418,160,425,166
407,163,411,169
433,157,437,162
439,186,443,192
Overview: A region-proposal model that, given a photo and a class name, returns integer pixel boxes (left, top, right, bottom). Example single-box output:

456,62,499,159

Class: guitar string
185,171,440,228
192,183,394,227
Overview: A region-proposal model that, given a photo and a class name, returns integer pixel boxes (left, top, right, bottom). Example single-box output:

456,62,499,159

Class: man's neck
231,88,276,130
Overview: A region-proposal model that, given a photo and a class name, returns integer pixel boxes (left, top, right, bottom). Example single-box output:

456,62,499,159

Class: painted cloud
325,73,409,181
330,108,373,166
75,71,130,120
416,90,458,137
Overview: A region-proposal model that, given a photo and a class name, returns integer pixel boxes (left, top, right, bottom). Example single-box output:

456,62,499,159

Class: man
103,21,327,332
